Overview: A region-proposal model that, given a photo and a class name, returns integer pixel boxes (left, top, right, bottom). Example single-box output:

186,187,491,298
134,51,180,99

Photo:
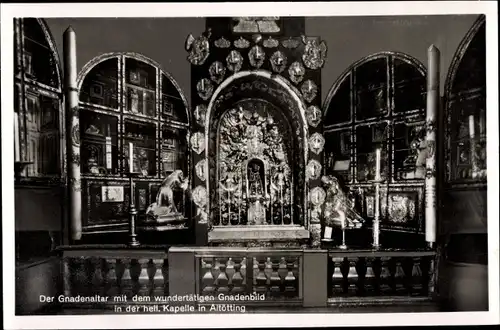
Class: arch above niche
77,52,190,124
203,70,310,243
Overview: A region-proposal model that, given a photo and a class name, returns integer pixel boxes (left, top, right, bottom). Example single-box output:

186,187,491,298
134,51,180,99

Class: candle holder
371,177,383,250
338,225,348,250
14,161,33,184
127,171,142,247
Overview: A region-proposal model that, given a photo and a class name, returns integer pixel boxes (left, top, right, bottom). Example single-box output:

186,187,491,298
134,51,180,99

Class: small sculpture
321,175,364,230
301,36,327,70
144,170,189,225
185,30,211,66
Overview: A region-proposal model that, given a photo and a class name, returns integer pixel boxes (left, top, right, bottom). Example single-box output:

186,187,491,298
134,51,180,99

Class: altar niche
215,100,295,227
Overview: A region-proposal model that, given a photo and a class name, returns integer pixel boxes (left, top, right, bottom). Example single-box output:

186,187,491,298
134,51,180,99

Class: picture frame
90,82,104,99
163,96,173,117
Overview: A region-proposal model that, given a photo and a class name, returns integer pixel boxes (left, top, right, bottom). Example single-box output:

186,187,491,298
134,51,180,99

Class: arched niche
14,18,64,181
322,52,427,233
204,70,310,235
76,52,191,230
444,15,486,184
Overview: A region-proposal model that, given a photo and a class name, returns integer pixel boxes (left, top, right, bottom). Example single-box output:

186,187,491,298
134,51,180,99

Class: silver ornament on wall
185,31,211,66
288,61,305,84
301,36,327,70
209,61,226,84
306,105,322,128
309,132,325,155
282,37,299,49
197,78,214,101
270,50,287,73
234,37,250,49
249,45,266,68
306,159,322,180
226,50,244,73
214,37,231,48
263,37,279,48
194,104,207,127
309,186,326,207
192,185,208,208
190,132,205,154
195,159,208,182
301,80,318,103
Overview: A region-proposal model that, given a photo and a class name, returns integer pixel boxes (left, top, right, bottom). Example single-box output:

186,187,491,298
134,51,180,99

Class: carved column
63,26,82,241
425,45,440,248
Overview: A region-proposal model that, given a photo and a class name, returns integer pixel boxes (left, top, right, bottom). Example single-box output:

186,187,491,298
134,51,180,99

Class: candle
129,142,134,173
14,112,20,162
375,147,381,181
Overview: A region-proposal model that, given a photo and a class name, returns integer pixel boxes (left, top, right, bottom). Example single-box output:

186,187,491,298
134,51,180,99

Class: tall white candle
129,142,134,173
14,112,20,162
375,147,381,181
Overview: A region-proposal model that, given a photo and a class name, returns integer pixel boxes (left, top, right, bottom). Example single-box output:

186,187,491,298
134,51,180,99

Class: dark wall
45,15,480,105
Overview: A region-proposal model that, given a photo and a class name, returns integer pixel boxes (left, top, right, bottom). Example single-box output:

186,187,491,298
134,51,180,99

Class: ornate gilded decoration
309,132,325,155
232,17,281,33
306,105,322,128
214,37,231,48
192,185,208,208
263,37,279,48
252,34,263,44
194,104,207,127
288,61,306,84
309,187,326,207
301,80,318,103
282,37,299,49
248,45,266,68
209,61,226,85
301,36,327,70
306,160,322,180
234,37,250,49
190,132,205,154
196,78,214,101
195,159,207,182
226,50,244,73
270,51,287,73
387,195,416,223
185,31,211,66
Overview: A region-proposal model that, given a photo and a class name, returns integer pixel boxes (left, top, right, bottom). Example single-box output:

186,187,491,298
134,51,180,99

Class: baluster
393,258,406,294
129,259,143,296
411,257,423,296
331,257,344,295
226,257,235,293
264,257,273,280
121,259,134,298
345,258,359,295
378,257,392,294
364,257,376,295
240,257,247,288
73,257,87,296
91,258,105,296
427,256,436,296
106,259,118,297
231,258,245,294
84,258,95,296
356,257,367,296
201,257,215,294
284,256,298,297
114,259,126,296
63,257,72,297
254,257,268,295
161,259,169,295
216,258,230,293
269,258,281,297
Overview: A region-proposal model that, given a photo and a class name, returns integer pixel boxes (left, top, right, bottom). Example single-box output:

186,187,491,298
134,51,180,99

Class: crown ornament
214,37,231,48
263,37,279,48
234,37,250,49
282,37,299,49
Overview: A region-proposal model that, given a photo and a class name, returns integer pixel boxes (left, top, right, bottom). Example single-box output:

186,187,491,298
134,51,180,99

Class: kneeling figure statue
144,170,190,226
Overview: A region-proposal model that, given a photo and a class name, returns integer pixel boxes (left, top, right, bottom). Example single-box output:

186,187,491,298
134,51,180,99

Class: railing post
302,249,328,307
168,247,197,296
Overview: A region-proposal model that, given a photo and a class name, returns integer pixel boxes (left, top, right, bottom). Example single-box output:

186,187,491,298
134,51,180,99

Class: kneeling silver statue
321,175,364,247
144,170,190,226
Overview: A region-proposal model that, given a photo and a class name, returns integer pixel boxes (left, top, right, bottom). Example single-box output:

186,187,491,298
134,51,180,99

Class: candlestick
375,147,381,181
128,142,134,173
372,182,381,249
469,115,479,179
127,172,141,247
14,112,20,162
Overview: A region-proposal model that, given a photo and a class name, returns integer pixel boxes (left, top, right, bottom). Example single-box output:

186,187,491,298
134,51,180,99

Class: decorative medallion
195,159,208,182
301,80,318,103
234,37,250,49
252,34,263,44
263,37,279,48
226,50,244,73
214,37,231,48
270,50,287,73
194,105,207,127
301,36,327,70
306,105,322,128
185,31,211,66
190,132,205,154
306,159,322,180
196,78,214,101
309,186,326,207
248,45,266,68
282,37,299,49
288,61,306,84
209,61,226,84
192,185,208,208
309,132,325,154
